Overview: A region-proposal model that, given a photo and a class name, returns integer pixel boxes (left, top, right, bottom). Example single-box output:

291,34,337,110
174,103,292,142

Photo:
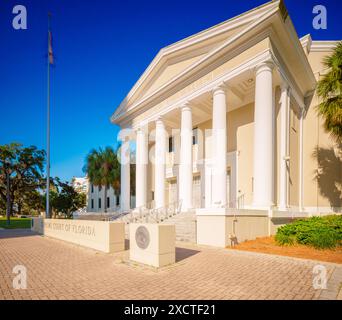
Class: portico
116,52,303,214
110,0,339,223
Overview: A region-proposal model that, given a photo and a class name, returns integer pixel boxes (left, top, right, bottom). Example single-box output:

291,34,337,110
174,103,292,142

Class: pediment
112,1,280,120
112,0,317,125
135,24,248,101
140,51,209,99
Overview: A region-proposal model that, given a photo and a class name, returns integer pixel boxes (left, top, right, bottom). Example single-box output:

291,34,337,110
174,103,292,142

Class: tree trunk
6,173,10,226
18,201,22,216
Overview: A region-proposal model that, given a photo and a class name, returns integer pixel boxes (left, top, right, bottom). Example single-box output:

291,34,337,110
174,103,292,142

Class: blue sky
0,0,341,182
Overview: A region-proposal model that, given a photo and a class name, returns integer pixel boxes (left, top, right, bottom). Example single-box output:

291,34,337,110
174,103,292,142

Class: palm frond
316,41,342,141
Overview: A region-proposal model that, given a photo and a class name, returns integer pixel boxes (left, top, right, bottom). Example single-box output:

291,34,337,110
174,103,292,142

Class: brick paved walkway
0,229,341,300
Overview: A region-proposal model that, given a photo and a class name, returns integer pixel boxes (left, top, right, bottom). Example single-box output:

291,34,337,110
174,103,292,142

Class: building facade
111,0,341,215
87,184,119,212
72,177,89,195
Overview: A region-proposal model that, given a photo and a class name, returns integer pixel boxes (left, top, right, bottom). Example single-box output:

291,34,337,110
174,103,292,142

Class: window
168,136,174,152
192,127,198,145
152,191,154,201
99,185,102,192
116,196,120,206
98,198,101,209
91,184,94,193
107,197,110,209
91,199,94,209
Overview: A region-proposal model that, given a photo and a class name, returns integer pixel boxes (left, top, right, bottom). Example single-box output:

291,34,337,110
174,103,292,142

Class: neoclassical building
110,0,341,220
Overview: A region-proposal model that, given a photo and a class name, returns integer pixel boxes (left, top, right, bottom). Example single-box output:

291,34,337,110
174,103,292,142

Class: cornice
161,1,279,53
310,41,339,52
300,36,339,53
269,44,307,109
300,34,312,54
282,15,316,88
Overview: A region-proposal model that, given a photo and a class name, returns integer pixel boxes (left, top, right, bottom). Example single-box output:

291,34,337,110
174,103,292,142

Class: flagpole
46,12,51,219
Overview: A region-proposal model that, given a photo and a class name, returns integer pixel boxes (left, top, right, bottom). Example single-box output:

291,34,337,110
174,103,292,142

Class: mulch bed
228,236,342,264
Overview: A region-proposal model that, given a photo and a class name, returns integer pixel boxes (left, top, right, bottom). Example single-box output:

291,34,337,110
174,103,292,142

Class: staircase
110,201,197,243
161,211,196,243
79,200,197,243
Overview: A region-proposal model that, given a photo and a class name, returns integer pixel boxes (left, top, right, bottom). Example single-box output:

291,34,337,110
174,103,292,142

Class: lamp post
46,12,53,219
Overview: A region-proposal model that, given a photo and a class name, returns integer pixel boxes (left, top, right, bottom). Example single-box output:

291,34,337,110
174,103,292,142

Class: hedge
275,215,342,249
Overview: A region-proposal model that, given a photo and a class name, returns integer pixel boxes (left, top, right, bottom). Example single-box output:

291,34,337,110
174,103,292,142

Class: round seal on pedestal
135,226,150,249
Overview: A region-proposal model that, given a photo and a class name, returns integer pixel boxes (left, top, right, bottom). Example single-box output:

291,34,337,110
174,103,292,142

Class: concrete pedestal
130,223,175,268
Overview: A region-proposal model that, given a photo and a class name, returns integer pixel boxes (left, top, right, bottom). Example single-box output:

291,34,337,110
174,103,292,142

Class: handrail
220,193,245,209
73,207,88,215
116,200,183,224
75,200,183,224
237,193,245,209
149,200,183,223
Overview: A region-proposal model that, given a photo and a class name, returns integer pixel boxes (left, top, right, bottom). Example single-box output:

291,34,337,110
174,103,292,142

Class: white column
212,84,227,207
253,61,275,208
179,103,193,212
154,117,166,208
299,108,304,212
278,82,290,210
135,126,148,208
120,138,130,211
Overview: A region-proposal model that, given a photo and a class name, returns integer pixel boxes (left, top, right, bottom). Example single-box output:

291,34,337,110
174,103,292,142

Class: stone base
196,210,227,247
196,208,269,248
130,223,175,268
196,208,322,248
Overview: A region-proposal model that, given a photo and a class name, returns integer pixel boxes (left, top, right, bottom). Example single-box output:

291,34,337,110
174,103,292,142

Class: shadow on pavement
176,246,200,262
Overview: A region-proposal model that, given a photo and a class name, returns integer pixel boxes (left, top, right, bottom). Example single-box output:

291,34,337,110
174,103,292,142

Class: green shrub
275,215,342,249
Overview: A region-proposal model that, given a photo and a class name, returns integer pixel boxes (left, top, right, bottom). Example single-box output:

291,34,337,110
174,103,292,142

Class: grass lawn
0,217,31,229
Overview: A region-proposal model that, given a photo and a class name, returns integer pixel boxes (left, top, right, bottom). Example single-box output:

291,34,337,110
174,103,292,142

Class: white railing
114,200,183,224
120,205,149,224
100,207,134,222
219,193,245,209
73,207,125,221
147,200,183,223
72,207,88,216
236,193,245,209
77,200,183,224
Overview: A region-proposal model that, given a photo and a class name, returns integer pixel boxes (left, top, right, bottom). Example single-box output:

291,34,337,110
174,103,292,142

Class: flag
48,31,54,65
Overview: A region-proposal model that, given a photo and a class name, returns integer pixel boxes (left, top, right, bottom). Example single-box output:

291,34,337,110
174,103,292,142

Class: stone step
161,212,196,243
119,210,197,243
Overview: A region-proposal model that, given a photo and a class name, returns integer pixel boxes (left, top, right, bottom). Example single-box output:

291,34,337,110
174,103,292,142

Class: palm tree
316,41,342,141
84,146,120,212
